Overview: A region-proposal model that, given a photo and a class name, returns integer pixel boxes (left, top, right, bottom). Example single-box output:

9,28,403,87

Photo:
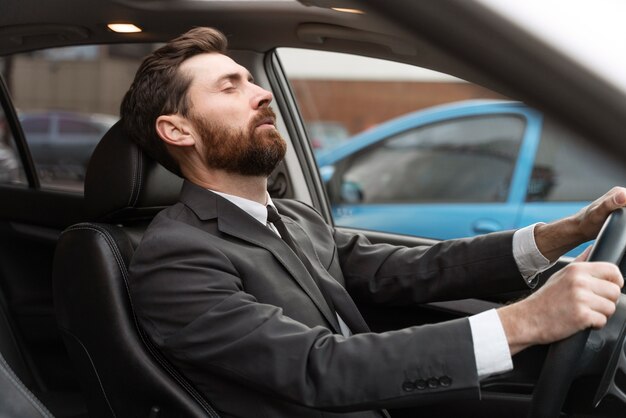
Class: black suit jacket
129,181,527,417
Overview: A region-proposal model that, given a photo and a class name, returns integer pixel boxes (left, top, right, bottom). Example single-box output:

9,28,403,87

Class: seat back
52,122,219,417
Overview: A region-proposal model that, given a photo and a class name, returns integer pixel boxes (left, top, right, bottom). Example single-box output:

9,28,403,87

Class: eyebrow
215,71,254,86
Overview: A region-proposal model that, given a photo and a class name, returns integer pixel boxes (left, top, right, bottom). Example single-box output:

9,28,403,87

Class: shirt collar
210,189,276,225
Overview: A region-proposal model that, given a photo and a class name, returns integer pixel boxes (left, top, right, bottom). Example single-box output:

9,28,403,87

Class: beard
190,107,287,177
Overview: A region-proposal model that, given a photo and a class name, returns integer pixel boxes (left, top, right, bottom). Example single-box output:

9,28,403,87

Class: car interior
2,0,626,417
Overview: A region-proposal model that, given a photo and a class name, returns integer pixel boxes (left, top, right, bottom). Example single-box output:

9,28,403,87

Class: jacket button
415,379,427,390
427,377,439,389
402,381,415,392
439,376,452,387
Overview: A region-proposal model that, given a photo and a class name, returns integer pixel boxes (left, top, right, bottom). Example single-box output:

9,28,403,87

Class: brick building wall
291,79,506,134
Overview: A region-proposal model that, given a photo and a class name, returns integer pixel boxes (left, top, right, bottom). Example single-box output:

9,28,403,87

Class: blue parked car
316,100,626,256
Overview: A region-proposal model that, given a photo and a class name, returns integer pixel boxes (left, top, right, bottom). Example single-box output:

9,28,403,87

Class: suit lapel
179,181,341,333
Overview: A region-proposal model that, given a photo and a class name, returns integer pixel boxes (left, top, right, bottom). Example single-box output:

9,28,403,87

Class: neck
184,167,269,205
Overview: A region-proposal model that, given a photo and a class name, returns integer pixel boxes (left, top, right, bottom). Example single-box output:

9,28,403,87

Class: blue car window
339,115,524,204
528,119,626,202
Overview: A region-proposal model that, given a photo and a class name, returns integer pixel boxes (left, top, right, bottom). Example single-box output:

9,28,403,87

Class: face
180,53,286,177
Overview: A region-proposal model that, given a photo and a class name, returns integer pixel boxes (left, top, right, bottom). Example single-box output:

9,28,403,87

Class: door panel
333,203,519,240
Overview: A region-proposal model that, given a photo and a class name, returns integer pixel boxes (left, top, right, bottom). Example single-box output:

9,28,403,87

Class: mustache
249,107,277,131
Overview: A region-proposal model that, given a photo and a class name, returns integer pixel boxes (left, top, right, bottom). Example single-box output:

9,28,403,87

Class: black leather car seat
52,121,220,418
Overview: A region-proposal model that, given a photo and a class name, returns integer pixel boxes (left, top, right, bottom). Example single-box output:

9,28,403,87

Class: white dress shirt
211,190,553,379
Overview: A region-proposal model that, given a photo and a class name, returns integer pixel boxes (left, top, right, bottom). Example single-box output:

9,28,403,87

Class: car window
277,48,626,247
308,121,349,154
0,107,26,186
278,48,506,150
277,48,536,239
0,44,160,192
528,118,626,202
58,118,103,135
20,117,50,134
339,115,524,204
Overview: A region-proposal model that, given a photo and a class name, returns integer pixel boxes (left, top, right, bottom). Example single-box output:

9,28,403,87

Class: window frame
265,49,333,222
0,73,39,189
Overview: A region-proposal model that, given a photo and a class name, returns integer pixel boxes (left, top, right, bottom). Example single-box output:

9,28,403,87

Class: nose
252,84,273,109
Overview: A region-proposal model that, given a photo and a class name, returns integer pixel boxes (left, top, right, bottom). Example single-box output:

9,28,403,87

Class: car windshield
478,0,626,93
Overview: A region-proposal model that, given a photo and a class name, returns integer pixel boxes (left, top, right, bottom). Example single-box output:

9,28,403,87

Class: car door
326,108,541,239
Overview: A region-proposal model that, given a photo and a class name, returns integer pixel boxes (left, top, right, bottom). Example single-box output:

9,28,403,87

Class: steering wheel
528,208,626,418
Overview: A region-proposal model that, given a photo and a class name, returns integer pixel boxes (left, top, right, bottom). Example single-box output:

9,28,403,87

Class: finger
584,289,619,316
588,310,610,330
575,261,624,288
601,187,626,213
588,279,622,303
575,245,593,262
612,187,626,207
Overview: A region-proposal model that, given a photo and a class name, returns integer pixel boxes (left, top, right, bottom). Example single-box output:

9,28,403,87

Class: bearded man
122,27,625,418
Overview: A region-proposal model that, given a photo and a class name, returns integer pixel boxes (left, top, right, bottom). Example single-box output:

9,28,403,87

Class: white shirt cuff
512,223,555,285
469,309,513,378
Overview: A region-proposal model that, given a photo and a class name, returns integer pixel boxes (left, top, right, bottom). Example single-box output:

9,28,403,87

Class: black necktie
266,205,336,314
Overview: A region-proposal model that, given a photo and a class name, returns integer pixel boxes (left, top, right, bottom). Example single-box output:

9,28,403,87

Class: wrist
497,302,537,356
534,216,585,262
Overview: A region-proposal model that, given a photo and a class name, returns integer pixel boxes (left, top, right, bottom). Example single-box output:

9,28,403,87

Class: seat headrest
85,121,183,222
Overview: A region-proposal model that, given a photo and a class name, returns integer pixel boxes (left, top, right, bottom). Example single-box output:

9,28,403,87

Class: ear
155,114,196,148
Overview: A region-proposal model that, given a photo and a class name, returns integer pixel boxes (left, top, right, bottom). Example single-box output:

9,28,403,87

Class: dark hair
120,27,228,176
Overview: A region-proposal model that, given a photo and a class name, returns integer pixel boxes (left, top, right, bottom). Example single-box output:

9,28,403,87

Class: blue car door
324,104,542,240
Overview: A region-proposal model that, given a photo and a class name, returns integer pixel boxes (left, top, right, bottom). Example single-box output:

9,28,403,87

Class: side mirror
340,181,364,204
526,165,556,201
320,165,363,204
319,165,335,183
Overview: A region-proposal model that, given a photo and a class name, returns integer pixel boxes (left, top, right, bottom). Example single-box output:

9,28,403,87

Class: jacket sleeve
332,227,527,306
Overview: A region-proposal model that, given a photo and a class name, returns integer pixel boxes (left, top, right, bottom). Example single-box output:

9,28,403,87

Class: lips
256,117,275,128
250,107,277,131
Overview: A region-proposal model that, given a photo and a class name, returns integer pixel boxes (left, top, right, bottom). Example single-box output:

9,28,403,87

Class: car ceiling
0,0,496,88
0,0,397,53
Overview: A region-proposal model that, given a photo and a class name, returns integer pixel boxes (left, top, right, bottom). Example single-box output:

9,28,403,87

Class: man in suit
122,27,625,417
